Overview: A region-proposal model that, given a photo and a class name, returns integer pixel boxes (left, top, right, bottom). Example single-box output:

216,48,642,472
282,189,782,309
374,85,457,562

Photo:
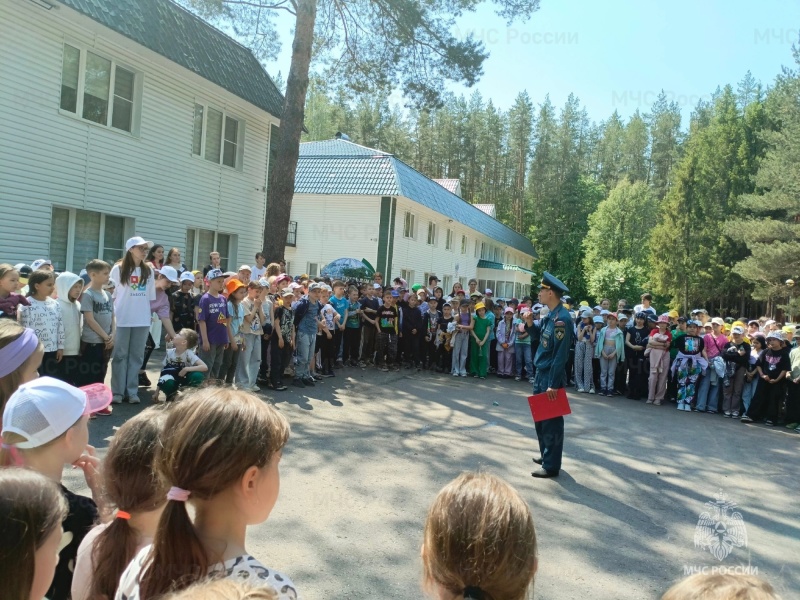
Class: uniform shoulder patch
555,320,566,340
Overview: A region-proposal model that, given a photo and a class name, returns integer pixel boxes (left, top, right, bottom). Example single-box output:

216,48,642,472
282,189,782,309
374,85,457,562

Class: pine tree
507,92,534,231
727,52,800,316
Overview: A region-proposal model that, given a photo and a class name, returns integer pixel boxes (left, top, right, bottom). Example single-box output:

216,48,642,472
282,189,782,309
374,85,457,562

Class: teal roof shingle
295,139,537,257
477,259,536,276
58,0,285,119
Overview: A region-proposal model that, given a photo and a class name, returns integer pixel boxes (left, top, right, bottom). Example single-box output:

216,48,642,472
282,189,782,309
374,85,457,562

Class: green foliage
727,47,800,305
583,180,658,301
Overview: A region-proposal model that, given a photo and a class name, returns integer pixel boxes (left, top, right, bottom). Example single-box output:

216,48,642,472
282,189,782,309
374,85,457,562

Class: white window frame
50,207,131,272
400,269,414,286
442,275,452,293
474,239,480,258
403,211,416,239
427,221,437,246
307,262,319,278
186,227,237,272
445,228,453,251
192,101,246,170
461,235,468,254
58,41,141,136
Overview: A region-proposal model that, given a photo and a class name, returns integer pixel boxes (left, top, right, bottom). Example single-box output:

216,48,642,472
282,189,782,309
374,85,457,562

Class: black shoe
532,456,543,465
275,384,288,391
138,372,152,386
531,468,559,478
302,377,316,387
292,378,306,388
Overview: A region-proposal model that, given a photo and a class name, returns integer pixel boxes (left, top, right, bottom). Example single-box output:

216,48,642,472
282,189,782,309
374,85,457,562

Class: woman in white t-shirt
115,388,298,600
109,237,156,404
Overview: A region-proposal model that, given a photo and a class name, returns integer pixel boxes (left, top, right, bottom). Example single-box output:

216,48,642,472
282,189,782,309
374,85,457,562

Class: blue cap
538,271,569,295
391,290,400,298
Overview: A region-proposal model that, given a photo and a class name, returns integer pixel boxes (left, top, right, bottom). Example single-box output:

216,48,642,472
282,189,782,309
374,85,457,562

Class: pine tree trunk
262,0,318,262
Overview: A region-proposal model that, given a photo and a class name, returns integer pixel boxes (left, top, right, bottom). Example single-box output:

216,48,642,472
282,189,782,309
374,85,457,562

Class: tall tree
647,91,683,200
620,110,649,183
507,92,534,231
596,111,625,189
583,180,658,301
182,0,541,261
726,52,800,316
649,85,756,312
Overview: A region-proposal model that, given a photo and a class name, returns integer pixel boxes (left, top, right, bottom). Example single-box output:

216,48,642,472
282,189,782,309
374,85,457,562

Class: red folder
528,388,571,422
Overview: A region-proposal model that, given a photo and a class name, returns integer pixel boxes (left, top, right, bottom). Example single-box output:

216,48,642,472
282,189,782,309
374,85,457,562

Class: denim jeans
515,343,533,380
111,326,150,400
696,372,720,412
741,377,758,414
235,333,262,389
295,331,316,379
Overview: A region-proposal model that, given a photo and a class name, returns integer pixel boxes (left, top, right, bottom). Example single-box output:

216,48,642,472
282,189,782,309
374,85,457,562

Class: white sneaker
128,396,141,404
588,387,595,394
250,385,261,392
112,395,123,404
576,388,585,393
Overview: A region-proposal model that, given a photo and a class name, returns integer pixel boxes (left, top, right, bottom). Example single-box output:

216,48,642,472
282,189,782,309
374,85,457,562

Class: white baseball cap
156,265,179,283
2,377,112,449
179,271,195,283
238,264,252,272
485,288,493,295
30,259,52,270
206,268,225,280
281,288,295,297
125,236,154,252
257,277,270,288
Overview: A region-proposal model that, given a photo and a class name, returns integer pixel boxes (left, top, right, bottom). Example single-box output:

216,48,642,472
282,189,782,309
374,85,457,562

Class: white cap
485,288,493,295
281,287,295,297
308,282,322,291
2,378,112,449
257,277,270,288
206,268,224,280
179,271,195,283
125,236,154,252
157,265,179,283
30,259,52,270
238,264,252,272
373,283,382,289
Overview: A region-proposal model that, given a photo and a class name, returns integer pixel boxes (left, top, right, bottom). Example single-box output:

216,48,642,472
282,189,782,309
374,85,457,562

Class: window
307,263,319,278
427,222,437,246
286,221,298,247
423,273,431,288
443,275,452,294
461,235,468,254
192,102,244,169
445,228,454,251
59,44,138,133
185,228,236,272
50,207,128,272
403,212,416,239
474,240,480,258
400,269,414,285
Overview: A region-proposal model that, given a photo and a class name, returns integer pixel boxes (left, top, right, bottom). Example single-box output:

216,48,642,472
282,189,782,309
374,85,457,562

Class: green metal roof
477,259,536,275
58,0,285,119
296,140,538,257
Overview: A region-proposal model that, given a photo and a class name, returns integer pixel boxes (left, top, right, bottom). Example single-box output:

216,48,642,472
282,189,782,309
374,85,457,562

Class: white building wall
390,197,535,297
283,194,381,277
0,0,276,270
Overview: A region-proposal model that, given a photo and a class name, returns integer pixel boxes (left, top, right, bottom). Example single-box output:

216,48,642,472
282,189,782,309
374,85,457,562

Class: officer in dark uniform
531,272,574,478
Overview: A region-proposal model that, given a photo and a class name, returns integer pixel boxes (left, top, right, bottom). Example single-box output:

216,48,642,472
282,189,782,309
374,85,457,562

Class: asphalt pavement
65,358,800,599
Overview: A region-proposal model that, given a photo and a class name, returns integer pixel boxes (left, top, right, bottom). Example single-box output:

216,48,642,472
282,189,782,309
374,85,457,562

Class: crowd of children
0,242,792,599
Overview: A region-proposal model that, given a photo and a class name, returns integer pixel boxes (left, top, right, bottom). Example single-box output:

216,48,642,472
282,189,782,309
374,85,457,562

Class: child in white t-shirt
153,329,207,402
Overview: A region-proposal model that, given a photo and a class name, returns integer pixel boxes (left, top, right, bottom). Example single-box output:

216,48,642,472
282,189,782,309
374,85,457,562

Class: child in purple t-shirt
195,269,229,382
